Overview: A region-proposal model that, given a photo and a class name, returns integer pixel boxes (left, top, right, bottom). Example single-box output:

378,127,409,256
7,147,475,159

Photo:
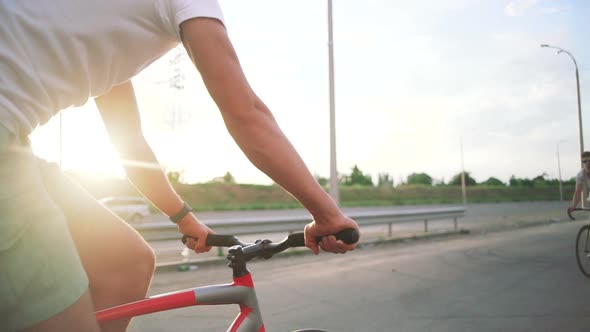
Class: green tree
167,171,181,185
532,173,562,187
342,165,373,186
449,171,477,186
482,177,505,186
564,177,576,186
315,174,329,187
509,175,533,187
377,173,394,187
406,173,433,186
223,171,236,184
433,177,446,186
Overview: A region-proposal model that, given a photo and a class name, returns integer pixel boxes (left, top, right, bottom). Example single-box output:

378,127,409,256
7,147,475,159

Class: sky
30,0,590,186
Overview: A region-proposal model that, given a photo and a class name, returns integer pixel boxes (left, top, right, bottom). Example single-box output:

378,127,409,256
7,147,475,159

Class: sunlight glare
29,104,125,179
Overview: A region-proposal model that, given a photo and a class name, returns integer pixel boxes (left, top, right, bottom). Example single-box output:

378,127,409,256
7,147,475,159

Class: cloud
504,0,538,16
537,4,571,15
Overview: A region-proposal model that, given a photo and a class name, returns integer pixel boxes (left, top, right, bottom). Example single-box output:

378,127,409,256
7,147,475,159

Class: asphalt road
128,217,590,332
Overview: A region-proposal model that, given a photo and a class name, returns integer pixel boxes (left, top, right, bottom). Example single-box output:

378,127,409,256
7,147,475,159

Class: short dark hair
583,151,590,159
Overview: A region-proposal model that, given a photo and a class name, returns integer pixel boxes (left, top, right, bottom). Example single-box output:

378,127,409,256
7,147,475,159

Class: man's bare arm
94,81,213,252
94,81,183,215
180,18,358,253
571,182,584,210
180,18,341,222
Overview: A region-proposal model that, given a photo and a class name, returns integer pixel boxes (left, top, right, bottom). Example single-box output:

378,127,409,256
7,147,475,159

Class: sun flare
29,104,125,179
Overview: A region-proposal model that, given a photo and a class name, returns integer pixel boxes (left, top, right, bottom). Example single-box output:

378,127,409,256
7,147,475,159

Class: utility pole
557,141,564,201
164,46,187,131
327,0,339,204
541,44,584,205
460,138,467,206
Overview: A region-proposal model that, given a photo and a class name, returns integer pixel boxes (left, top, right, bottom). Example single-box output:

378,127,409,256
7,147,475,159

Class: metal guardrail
136,206,465,242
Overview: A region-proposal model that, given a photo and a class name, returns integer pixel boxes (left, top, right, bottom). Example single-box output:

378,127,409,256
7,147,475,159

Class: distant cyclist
0,1,359,331
568,151,590,214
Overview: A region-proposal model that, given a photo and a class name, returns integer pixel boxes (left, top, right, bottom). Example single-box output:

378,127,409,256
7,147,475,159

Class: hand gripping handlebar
181,228,359,261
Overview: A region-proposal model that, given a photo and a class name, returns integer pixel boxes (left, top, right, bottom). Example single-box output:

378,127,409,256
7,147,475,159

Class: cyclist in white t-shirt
568,151,590,214
0,1,359,331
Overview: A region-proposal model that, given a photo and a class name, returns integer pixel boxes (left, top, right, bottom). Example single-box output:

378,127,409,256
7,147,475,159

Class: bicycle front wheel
576,225,590,278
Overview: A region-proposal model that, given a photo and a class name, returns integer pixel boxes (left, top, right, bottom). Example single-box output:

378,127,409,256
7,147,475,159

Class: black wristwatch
170,202,192,224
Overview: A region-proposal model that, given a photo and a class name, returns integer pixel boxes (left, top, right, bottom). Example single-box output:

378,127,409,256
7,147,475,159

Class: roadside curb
468,216,571,235
155,216,573,272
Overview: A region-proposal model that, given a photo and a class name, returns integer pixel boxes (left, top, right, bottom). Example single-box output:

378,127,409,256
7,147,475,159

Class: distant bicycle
568,208,590,278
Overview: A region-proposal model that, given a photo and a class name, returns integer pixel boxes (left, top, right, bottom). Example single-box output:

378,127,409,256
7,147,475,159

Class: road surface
128,217,590,331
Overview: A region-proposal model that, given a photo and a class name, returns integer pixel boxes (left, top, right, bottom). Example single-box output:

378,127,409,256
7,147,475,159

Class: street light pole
541,44,584,205
557,140,564,201
460,138,467,206
328,0,339,204
541,44,584,156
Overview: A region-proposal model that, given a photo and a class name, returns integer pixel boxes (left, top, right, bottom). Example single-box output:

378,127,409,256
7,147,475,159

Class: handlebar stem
227,239,283,277
227,246,250,278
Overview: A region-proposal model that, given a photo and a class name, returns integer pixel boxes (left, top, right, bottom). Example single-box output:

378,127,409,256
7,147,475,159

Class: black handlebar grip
287,228,360,247
286,232,306,247
568,209,575,221
567,208,590,221
333,228,360,244
181,234,240,247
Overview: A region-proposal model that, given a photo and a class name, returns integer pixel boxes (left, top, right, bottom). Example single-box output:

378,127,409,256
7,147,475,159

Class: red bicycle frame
96,272,264,332
94,230,358,332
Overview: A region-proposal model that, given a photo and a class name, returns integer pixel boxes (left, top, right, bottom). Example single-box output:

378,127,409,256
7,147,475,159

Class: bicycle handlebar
567,208,590,220
181,228,359,262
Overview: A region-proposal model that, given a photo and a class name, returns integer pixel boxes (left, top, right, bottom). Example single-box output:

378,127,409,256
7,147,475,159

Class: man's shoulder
576,170,590,182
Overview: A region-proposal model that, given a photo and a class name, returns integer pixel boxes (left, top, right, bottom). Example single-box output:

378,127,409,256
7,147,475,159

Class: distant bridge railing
136,206,466,242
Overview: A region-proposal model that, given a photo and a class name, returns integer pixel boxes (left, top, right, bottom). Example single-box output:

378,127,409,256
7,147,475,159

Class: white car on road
99,196,151,224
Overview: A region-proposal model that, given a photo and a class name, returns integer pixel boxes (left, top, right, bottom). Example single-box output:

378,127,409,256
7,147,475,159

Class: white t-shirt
576,170,590,190
0,0,224,135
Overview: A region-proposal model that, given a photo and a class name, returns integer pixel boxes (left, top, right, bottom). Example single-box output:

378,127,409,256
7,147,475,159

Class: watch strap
170,202,192,224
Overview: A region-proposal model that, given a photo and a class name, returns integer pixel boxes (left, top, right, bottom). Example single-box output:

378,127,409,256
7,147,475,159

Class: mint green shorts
0,125,88,331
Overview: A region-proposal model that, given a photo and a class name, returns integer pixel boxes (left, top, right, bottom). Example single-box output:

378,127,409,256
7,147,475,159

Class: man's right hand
568,205,577,214
304,215,360,255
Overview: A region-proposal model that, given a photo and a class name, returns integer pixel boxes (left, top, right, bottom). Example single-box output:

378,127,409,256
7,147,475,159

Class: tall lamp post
460,137,467,206
540,44,584,157
328,0,339,204
541,44,584,205
557,140,565,201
